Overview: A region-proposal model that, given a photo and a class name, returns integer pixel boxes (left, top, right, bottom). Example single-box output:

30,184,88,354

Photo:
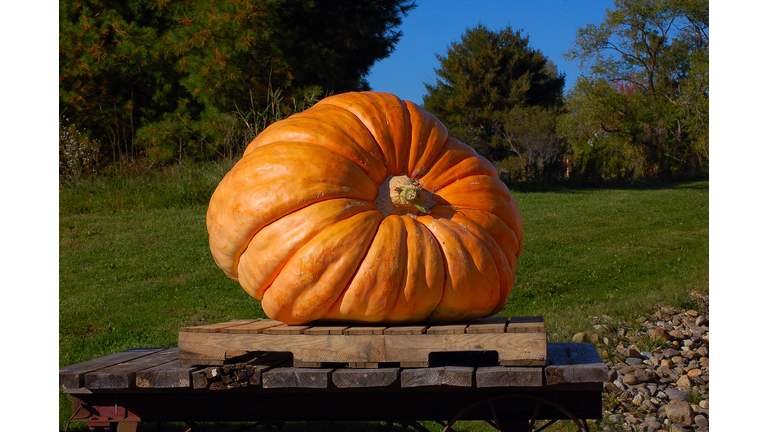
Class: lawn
59,163,708,431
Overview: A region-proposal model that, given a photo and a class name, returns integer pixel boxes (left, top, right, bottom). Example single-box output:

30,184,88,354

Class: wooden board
507,316,547,333
262,367,333,388
60,348,166,391
180,319,262,333
476,366,542,387
401,366,474,387
332,368,399,388
84,348,180,390
178,316,548,368
544,342,609,385
136,359,197,389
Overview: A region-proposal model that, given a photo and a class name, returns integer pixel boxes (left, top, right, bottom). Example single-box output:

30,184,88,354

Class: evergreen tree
60,0,416,164
423,24,565,162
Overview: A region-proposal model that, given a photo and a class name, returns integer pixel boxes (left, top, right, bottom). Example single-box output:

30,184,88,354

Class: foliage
59,0,416,165
562,0,709,180
59,118,101,180
423,24,565,163
497,106,568,182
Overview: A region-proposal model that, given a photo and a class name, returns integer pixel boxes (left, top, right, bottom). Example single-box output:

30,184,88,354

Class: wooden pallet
178,316,548,368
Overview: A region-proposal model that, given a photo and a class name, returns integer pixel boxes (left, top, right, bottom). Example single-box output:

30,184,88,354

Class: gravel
576,291,709,431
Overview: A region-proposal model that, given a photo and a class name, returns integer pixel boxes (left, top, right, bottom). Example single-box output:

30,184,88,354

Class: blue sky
366,0,617,105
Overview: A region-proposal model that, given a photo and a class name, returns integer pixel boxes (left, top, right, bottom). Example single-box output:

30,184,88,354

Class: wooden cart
60,317,609,432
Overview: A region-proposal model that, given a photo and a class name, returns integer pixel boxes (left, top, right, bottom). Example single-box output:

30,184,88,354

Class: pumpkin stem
374,175,435,217
397,185,430,214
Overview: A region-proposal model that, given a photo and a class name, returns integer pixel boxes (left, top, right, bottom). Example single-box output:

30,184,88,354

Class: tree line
60,0,708,183
60,0,416,169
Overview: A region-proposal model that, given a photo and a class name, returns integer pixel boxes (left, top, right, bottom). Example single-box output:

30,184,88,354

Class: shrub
59,118,100,181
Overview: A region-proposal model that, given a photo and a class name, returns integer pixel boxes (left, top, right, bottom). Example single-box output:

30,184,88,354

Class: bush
59,118,100,181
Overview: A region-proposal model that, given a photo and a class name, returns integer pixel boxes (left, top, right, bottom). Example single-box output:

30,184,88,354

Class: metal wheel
442,394,589,432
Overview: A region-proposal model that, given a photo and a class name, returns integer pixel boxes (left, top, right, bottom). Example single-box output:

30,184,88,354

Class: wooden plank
304,326,349,335
476,366,542,387
263,325,311,335
426,324,467,335
225,350,251,360
178,329,547,367
262,367,333,388
347,362,382,369
60,348,165,391
545,343,609,385
507,316,546,333
401,366,474,387
344,327,387,335
383,326,427,335
84,348,180,390
180,319,260,333
332,368,399,388
136,359,198,389
220,319,284,334
467,317,508,334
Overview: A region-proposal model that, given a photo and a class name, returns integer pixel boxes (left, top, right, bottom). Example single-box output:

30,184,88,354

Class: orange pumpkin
207,91,523,325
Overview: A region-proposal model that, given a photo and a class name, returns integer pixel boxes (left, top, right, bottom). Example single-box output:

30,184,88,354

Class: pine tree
423,24,565,162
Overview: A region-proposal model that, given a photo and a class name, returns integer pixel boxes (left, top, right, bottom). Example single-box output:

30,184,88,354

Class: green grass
59,163,708,431
499,181,708,341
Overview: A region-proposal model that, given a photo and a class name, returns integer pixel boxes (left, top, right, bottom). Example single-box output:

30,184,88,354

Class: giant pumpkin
207,91,523,325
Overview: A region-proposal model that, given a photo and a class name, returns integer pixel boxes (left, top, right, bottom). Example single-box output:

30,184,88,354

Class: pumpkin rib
404,100,451,179
418,137,499,192
417,213,501,323
325,215,407,322
429,206,516,316
433,175,523,249
207,141,378,278
383,215,446,322
448,207,521,273
243,105,389,184
260,209,383,325
317,91,412,176
236,198,380,301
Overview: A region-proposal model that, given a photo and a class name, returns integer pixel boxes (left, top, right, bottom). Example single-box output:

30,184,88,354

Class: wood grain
507,316,546,333
179,326,547,367
262,367,333,388
180,319,259,333
84,348,180,390
467,316,508,334
476,366,542,387
179,329,546,367
401,366,474,387
59,348,165,390
136,359,197,388
332,368,399,388
219,319,284,334
383,326,426,335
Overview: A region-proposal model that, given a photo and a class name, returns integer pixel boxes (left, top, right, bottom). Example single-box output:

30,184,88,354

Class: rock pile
573,292,709,431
